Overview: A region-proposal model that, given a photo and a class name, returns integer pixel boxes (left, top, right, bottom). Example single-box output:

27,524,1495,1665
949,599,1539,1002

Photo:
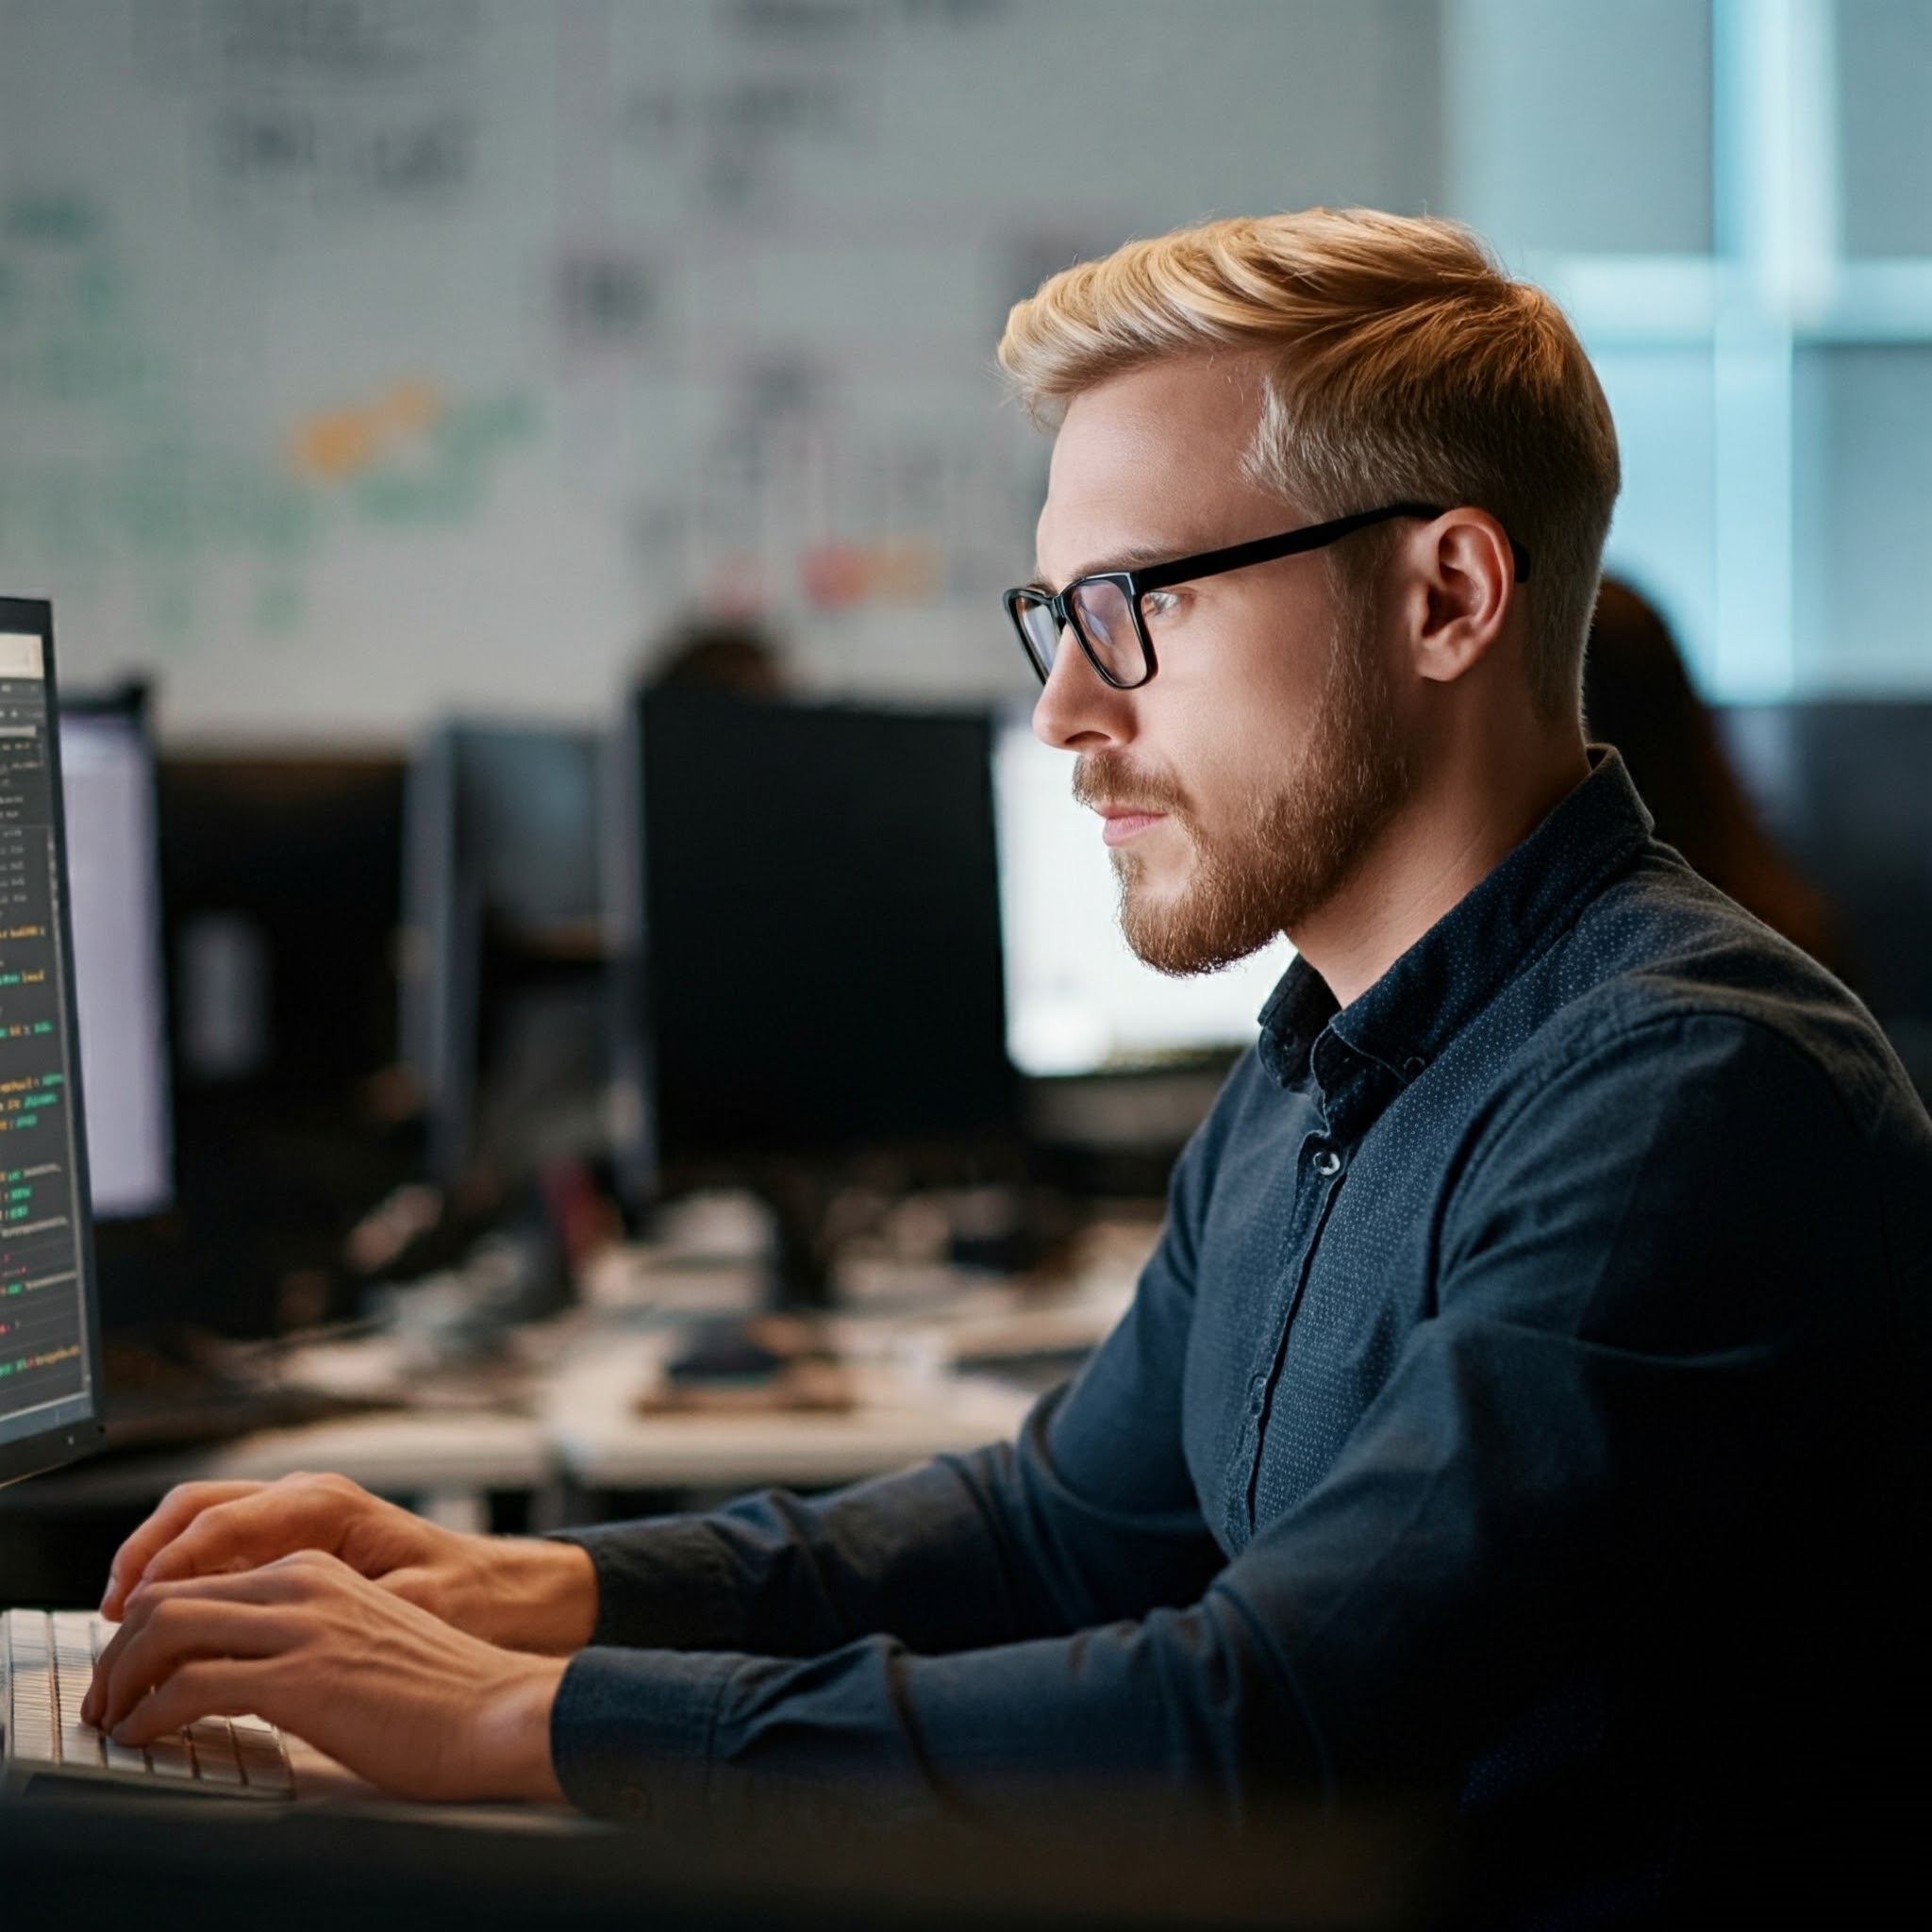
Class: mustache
1072,753,1189,817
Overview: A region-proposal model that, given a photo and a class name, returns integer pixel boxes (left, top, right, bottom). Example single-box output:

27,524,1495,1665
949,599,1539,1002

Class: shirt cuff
549,1645,735,1824
545,1517,745,1650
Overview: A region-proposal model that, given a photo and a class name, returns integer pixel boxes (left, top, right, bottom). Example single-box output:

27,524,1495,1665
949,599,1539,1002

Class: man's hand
82,1551,569,1805
99,1473,597,1655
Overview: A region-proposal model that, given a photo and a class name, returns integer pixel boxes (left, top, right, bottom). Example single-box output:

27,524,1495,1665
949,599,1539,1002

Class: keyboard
2,1608,294,1799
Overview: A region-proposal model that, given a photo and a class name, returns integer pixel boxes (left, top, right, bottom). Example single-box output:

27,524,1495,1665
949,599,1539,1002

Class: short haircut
997,208,1621,723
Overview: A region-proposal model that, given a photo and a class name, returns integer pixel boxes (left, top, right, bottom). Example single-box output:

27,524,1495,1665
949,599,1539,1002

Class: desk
6,1248,1143,1537
1,1330,1040,1540
0,1778,1449,1931
541,1330,1034,1501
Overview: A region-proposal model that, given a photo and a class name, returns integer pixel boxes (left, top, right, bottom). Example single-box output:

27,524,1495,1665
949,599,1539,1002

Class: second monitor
56,689,172,1224
613,688,1016,1291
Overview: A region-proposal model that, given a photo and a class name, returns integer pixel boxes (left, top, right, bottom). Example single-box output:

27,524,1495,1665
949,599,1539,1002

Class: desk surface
542,1333,1035,1492
5,1254,1141,1518
0,1780,1448,1931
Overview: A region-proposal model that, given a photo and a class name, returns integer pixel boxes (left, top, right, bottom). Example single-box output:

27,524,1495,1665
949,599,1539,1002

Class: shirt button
1313,1149,1341,1176
617,1783,653,1821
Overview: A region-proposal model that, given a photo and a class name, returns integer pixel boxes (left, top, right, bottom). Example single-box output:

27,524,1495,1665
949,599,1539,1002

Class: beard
1075,608,1412,977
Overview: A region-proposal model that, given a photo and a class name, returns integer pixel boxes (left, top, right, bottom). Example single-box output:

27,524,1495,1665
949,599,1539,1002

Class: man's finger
110,1657,278,1749
90,1545,340,1731
127,1477,365,1604
87,1585,303,1734
100,1482,269,1617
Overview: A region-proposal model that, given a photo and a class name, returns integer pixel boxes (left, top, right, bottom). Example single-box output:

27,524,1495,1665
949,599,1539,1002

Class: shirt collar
1256,749,1655,1137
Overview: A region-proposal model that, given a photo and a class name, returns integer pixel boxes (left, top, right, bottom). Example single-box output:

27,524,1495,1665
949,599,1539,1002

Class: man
87,211,1929,1919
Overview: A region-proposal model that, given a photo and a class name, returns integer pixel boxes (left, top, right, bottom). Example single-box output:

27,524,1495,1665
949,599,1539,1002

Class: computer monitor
153,754,410,1336
159,755,408,1106
399,722,605,1186
992,714,1296,1078
1716,701,1932,1101
56,689,173,1222
610,688,1017,1295
0,597,107,1487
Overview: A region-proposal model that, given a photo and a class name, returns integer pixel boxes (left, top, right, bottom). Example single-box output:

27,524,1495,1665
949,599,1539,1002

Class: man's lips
1096,806,1170,847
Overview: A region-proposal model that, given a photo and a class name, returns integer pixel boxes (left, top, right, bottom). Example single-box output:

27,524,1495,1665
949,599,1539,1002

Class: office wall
0,0,1441,741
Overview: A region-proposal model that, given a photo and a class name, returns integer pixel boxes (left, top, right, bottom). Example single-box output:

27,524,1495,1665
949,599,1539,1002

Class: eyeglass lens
1068,579,1141,682
1014,581,1144,685
1013,595,1064,678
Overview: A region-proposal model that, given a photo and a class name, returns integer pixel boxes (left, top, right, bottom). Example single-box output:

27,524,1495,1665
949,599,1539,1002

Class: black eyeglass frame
1004,500,1533,691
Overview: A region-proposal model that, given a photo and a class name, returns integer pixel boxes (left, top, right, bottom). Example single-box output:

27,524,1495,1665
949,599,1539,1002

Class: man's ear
1404,509,1518,688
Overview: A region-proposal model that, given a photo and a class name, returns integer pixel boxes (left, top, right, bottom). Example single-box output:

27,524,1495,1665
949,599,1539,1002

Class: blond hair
997,209,1620,722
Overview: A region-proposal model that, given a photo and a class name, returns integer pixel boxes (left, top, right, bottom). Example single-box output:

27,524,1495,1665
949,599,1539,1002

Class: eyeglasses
1004,501,1533,691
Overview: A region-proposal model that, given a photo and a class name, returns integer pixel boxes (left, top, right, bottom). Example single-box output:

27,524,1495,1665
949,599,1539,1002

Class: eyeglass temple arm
1131,502,1531,591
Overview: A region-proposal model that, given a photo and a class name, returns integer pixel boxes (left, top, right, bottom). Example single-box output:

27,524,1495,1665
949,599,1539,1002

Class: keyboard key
7,1608,47,1650
54,1662,93,1718
235,1734,294,1793
187,1719,244,1786
8,1691,55,1762
103,1737,150,1774
51,1612,96,1663
145,1732,195,1779
59,1722,105,1769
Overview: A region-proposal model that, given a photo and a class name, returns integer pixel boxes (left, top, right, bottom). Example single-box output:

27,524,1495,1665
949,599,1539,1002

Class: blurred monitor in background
993,712,1295,1079
609,687,1017,1303
161,757,408,1107
146,756,412,1335
1715,700,1932,1107
56,688,171,1222
1584,578,1839,970
398,722,605,1190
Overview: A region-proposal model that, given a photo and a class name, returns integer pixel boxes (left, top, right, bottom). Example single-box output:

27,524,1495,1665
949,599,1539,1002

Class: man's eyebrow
1028,541,1192,592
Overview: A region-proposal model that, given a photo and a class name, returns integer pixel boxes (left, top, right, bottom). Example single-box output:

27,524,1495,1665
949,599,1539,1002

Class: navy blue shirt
553,753,1932,1914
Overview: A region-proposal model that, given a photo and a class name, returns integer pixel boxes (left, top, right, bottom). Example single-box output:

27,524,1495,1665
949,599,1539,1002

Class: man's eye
1141,589,1181,619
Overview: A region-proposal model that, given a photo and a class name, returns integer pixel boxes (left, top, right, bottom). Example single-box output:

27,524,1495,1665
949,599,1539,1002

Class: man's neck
1291,735,1591,1010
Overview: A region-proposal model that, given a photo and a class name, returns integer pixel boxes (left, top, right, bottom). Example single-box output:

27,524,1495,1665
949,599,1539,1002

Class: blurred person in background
1585,576,1839,969
644,614,791,698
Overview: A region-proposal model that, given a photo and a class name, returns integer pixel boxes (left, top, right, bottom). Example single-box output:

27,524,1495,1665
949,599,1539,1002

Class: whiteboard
0,0,1439,741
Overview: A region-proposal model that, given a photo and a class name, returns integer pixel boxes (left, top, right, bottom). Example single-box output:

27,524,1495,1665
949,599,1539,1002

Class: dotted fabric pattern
1171,749,1924,1546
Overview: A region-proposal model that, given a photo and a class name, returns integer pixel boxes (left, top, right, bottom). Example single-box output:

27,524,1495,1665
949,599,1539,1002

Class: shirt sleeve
551,1115,1229,1661
549,1011,1913,1826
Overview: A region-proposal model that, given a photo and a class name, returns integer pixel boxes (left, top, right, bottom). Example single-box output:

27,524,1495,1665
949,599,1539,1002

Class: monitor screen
630,690,1015,1173
452,724,602,941
0,602,106,1484
57,705,173,1221
159,756,407,1101
399,723,605,1184
992,715,1296,1077
150,756,408,1337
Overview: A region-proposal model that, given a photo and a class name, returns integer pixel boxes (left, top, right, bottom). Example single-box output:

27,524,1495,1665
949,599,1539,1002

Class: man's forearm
552,1447,1061,1659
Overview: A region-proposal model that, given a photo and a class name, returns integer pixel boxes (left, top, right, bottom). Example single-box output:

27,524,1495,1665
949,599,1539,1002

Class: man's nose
1031,631,1134,753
